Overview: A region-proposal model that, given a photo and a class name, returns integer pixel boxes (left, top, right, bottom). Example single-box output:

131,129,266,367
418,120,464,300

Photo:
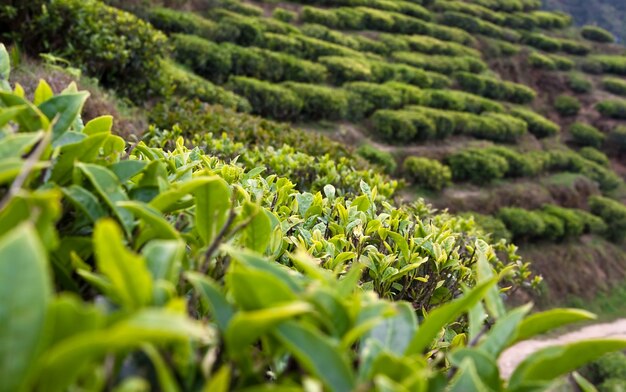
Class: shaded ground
499,318,626,378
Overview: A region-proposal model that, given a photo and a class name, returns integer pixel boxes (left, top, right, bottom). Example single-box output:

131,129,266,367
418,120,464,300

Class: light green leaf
83,115,113,135
572,371,598,392
509,339,626,390
226,261,298,311
387,231,409,262
142,240,184,283
514,308,596,343
0,223,50,392
404,278,497,355
194,176,231,245
0,91,50,132
475,240,505,318
33,80,54,106
38,92,89,141
275,321,355,392
109,160,147,183
0,44,9,88
225,302,312,355
239,203,271,253
149,177,219,213
0,105,27,127
202,365,231,392
448,358,490,392
0,131,43,159
93,219,153,309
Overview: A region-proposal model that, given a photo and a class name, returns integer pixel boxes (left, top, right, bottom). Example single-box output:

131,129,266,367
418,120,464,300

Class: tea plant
1,43,622,391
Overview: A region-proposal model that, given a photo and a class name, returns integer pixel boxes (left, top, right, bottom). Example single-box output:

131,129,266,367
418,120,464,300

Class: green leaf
83,115,113,135
194,177,231,245
77,163,133,235
0,224,50,392
387,231,409,262
32,309,210,392
117,200,180,241
61,185,106,222
449,349,500,390
149,177,219,213
0,44,9,87
38,92,89,141
33,80,54,106
45,294,105,348
572,372,598,392
225,246,302,293
239,202,271,253
448,358,490,392
0,91,50,132
186,272,234,332
202,365,231,392
50,133,109,184
142,240,185,283
514,308,596,343
226,261,298,310
93,219,153,309
225,302,312,355
142,344,181,392
0,131,43,159
275,321,355,392
0,105,27,127
364,302,417,355
509,338,626,390
109,160,147,183
478,304,532,357
475,240,505,318
404,278,497,355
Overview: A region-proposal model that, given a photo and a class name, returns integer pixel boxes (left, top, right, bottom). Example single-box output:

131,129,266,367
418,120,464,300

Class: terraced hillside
83,0,626,302
5,0,626,389
544,0,626,43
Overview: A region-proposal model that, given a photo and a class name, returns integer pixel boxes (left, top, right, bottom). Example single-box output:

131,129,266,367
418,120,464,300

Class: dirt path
498,319,626,378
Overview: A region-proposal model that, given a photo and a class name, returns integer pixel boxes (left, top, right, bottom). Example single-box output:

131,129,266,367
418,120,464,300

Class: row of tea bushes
371,106,527,143
446,146,622,191
455,71,536,104
172,34,328,84
497,205,607,242
299,5,475,44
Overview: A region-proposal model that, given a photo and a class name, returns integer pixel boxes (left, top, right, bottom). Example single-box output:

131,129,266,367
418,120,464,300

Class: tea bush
402,156,452,190
283,82,350,120
227,76,303,120
602,77,626,96
579,147,610,166
370,109,436,142
581,25,615,43
589,196,626,241
466,213,513,242
554,94,582,116
172,34,328,84
25,0,169,100
145,7,216,39
455,71,536,104
12,49,620,391
356,144,397,173
439,11,520,42
597,99,626,119
585,56,626,75
498,208,547,241
272,7,297,23
447,148,509,184
301,23,361,50
542,205,585,238
570,123,605,148
161,60,251,112
523,32,561,52
566,73,593,93
608,126,626,154
392,51,487,74
510,107,560,138
344,81,404,116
